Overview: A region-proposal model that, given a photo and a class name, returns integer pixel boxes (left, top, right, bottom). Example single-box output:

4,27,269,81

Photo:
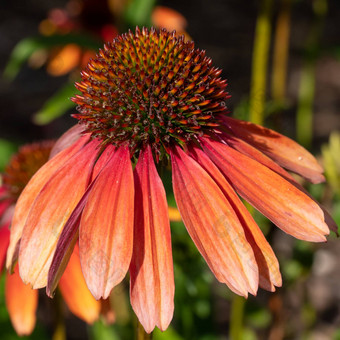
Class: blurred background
0,0,339,339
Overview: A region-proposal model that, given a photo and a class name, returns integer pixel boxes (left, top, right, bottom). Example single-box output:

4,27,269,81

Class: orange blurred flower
8,28,337,333
36,0,118,76
151,6,191,40
0,142,108,335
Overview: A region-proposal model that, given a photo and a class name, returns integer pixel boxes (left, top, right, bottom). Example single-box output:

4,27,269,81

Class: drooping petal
80,146,134,299
221,135,338,236
221,133,295,182
58,244,101,324
47,145,116,297
5,265,38,336
171,145,258,297
189,145,282,291
18,139,100,289
49,124,86,159
130,146,174,333
0,224,10,271
201,137,329,242
221,116,325,183
7,135,90,270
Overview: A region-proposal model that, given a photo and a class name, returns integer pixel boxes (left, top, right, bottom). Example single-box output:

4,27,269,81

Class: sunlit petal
47,145,116,297
130,146,174,332
189,145,282,291
80,146,134,299
7,135,90,270
201,137,329,242
18,140,99,288
221,116,325,183
171,145,258,297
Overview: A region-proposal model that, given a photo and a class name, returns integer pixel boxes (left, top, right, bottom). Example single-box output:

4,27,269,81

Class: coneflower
7,27,337,333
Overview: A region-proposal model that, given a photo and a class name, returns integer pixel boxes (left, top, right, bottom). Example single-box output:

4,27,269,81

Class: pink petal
7,135,90,270
130,146,174,333
221,116,325,183
18,139,100,288
189,145,282,291
171,145,259,297
0,224,10,271
80,146,134,299
201,137,330,242
49,124,87,159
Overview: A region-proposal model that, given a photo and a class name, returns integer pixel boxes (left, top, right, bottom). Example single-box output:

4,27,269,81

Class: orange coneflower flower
7,27,337,333
0,142,106,335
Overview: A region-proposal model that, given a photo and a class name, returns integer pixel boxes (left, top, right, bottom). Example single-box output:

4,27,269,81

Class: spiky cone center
72,27,230,160
3,141,54,199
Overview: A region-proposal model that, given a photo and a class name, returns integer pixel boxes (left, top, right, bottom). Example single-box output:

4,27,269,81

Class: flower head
72,27,228,160
1,141,103,335
8,27,337,333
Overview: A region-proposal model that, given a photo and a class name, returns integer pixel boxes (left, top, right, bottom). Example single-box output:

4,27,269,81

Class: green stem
136,318,153,340
271,0,292,105
249,0,273,126
296,62,315,148
296,0,327,148
52,290,66,340
229,294,246,340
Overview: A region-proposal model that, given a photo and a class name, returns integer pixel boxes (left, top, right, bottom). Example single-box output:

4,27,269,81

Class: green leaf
90,320,120,340
124,0,156,28
4,34,102,80
153,326,184,340
0,140,17,172
33,82,76,125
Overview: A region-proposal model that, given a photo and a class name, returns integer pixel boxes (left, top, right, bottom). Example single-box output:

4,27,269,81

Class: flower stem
136,319,153,340
271,0,292,105
229,294,246,340
52,290,66,340
249,0,273,126
296,0,327,148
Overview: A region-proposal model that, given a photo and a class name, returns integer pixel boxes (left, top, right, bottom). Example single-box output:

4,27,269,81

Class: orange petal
222,116,325,183
171,145,258,297
5,265,38,336
168,206,182,222
222,133,295,182
58,243,101,324
130,146,174,333
18,139,100,288
201,137,330,242
7,135,90,270
189,145,282,291
80,146,134,299
0,224,10,271
47,146,116,297
222,135,338,236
